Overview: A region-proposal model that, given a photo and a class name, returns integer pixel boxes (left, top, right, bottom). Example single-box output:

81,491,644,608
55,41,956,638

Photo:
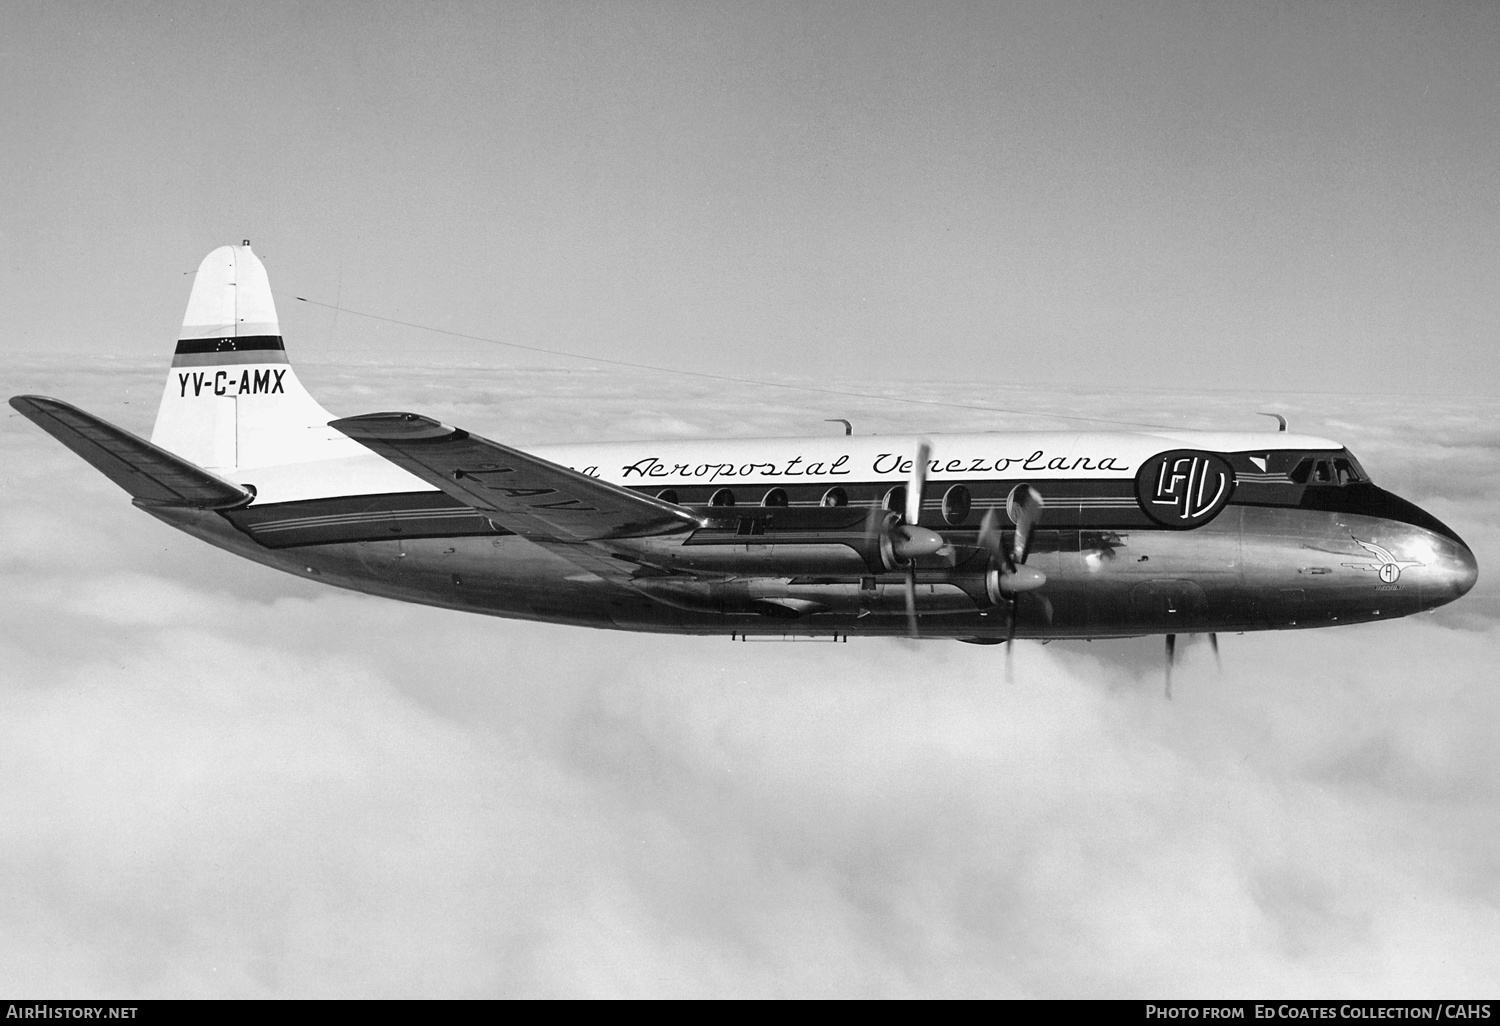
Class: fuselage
144,428,1478,640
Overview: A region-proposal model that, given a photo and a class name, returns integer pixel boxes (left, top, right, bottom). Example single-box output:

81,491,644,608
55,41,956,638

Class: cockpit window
1285,452,1370,486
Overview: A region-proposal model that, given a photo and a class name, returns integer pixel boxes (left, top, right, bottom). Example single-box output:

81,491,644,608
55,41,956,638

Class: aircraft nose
1449,539,1479,598
1423,530,1479,605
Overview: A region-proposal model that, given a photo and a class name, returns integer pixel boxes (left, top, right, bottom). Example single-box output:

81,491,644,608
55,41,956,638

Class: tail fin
150,243,356,472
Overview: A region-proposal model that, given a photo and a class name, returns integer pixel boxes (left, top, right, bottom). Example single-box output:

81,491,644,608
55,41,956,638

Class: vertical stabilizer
150,243,357,472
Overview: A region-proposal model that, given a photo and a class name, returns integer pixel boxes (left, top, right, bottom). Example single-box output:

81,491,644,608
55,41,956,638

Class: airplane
11,243,1479,683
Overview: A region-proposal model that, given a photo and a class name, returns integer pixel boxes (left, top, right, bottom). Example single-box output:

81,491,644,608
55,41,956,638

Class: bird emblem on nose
1343,539,1424,583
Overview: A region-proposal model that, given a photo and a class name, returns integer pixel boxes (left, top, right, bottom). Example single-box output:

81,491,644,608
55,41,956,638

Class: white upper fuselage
230,429,1344,505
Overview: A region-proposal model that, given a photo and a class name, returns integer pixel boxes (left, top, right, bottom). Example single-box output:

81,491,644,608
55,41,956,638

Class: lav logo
1135,450,1235,527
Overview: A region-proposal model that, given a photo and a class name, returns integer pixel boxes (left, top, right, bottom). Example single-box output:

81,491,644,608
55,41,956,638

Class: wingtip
10,394,68,418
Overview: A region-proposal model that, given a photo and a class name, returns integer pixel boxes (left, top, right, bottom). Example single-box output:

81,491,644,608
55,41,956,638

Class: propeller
1162,633,1220,699
859,441,953,639
1165,633,1176,700
1006,482,1045,566
901,441,932,637
978,484,1047,678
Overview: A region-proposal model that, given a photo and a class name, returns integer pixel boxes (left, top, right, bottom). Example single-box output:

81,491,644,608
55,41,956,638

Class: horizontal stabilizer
11,395,254,509
330,411,701,542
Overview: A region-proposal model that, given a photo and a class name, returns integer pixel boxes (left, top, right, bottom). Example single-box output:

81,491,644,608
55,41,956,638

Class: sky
4,0,1500,999
3,1,1499,394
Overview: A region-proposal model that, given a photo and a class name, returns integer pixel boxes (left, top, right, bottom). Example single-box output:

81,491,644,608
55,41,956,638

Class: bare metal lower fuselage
146,498,1477,640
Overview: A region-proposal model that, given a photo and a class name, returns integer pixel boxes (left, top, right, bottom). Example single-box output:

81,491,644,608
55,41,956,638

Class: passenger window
883,486,907,514
761,488,789,507
709,488,736,507
820,487,848,507
942,485,971,525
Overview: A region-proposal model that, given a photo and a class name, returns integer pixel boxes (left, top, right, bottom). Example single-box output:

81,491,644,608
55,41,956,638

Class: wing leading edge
329,412,702,544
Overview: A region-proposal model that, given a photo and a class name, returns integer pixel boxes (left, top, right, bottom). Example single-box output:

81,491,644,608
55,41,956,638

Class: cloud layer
3,357,1497,996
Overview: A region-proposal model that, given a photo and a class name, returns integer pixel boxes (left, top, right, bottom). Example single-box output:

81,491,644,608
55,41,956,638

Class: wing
329,411,701,544
10,395,253,509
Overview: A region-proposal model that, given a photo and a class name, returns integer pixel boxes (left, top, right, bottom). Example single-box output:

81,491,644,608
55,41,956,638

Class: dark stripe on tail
174,335,285,355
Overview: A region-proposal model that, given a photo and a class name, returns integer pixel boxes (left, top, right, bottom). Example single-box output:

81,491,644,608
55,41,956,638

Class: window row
655,484,977,524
